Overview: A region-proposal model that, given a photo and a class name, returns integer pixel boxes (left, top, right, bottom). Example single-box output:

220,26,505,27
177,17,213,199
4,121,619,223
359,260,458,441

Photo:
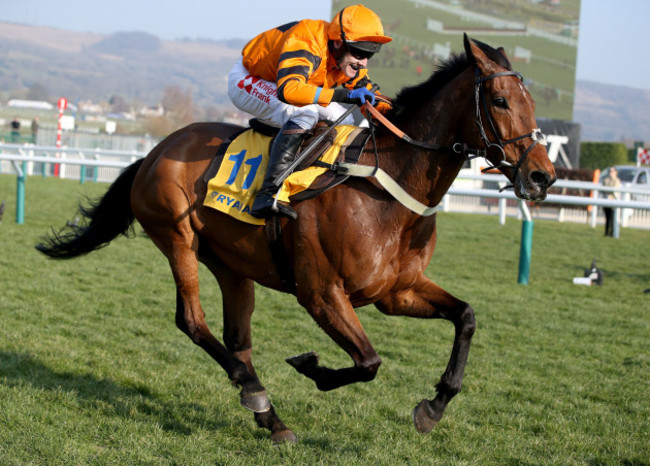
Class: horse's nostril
529,170,553,189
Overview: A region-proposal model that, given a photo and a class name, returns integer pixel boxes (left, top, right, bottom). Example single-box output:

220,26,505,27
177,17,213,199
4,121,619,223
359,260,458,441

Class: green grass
1,174,648,465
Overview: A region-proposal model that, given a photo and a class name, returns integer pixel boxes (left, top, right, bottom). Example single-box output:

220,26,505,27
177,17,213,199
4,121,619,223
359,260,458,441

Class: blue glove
347,88,376,106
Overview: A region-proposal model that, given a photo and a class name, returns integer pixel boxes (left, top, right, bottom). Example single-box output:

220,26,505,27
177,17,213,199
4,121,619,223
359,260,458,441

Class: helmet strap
338,8,350,49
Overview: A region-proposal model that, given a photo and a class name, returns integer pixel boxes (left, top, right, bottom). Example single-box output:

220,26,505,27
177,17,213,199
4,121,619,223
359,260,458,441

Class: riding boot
250,121,308,220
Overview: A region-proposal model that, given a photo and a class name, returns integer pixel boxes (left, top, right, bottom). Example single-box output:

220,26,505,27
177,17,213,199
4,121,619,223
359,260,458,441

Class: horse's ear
463,33,473,61
464,33,498,75
497,47,508,59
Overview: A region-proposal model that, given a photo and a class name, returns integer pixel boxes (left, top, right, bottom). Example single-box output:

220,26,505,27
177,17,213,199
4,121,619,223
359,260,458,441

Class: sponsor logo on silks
237,75,277,104
237,75,259,93
209,191,255,216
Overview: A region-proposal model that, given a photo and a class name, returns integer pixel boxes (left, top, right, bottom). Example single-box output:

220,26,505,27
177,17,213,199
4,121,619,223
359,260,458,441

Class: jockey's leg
229,59,364,219
318,101,363,126
250,120,309,220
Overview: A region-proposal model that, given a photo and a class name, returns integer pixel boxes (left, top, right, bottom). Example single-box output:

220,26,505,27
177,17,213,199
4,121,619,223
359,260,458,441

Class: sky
1,0,649,91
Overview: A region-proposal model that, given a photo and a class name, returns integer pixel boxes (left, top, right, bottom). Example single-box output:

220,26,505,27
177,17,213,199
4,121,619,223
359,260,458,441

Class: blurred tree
580,142,628,170
142,86,197,137
162,85,196,127
202,105,223,121
109,95,130,113
142,116,175,138
26,82,49,101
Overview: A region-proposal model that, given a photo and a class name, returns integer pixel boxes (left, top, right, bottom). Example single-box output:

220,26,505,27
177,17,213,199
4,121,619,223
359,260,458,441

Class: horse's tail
36,158,144,259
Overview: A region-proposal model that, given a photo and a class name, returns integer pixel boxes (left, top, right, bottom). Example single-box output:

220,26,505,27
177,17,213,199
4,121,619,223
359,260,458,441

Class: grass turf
0,174,648,464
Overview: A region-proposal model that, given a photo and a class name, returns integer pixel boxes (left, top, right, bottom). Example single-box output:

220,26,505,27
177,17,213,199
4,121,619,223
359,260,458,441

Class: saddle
203,119,370,225
248,118,369,199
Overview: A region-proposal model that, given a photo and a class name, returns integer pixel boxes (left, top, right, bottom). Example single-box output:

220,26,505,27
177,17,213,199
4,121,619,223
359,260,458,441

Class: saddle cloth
203,124,360,225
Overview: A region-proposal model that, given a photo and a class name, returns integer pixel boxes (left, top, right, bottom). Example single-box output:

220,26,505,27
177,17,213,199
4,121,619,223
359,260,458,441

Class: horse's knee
358,354,382,382
175,309,188,333
176,317,204,344
463,305,476,335
456,304,476,339
175,307,205,345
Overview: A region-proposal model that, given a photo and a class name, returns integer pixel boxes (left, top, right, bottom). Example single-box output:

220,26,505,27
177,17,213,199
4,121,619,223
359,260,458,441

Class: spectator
10,117,20,143
601,166,621,237
31,117,39,143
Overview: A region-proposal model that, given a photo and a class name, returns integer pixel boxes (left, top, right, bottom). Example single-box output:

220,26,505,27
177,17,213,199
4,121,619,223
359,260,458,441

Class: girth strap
336,162,439,216
264,216,296,293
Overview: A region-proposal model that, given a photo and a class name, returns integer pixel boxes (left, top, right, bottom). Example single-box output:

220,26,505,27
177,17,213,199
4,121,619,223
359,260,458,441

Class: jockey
228,4,392,220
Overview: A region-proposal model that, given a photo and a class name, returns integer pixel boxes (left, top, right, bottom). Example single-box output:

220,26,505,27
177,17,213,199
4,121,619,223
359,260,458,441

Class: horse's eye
493,97,509,109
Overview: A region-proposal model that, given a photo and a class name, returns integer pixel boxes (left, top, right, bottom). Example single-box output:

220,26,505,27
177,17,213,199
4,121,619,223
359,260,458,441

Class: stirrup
271,196,297,220
250,191,297,220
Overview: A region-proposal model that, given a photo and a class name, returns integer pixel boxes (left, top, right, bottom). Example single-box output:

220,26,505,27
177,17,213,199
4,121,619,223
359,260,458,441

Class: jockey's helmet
328,4,392,55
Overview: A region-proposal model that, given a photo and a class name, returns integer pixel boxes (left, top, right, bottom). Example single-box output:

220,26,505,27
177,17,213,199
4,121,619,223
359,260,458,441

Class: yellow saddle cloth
204,125,358,225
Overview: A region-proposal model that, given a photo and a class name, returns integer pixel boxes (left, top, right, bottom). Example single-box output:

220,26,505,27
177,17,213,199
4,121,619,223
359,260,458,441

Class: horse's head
464,34,556,201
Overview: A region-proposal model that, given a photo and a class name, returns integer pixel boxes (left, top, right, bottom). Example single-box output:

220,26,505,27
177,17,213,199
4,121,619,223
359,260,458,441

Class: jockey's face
339,50,369,78
332,40,370,78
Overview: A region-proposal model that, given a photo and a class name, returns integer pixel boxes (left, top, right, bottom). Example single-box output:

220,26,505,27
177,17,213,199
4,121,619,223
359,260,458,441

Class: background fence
2,142,649,232
0,143,145,183
447,173,650,230
1,126,160,153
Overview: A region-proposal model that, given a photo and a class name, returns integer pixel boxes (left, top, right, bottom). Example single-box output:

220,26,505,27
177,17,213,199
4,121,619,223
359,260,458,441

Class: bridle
472,68,547,185
365,66,548,190
321,65,550,216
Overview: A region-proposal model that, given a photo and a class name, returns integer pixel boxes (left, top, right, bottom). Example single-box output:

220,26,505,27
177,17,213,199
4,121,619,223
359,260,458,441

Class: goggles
347,46,375,60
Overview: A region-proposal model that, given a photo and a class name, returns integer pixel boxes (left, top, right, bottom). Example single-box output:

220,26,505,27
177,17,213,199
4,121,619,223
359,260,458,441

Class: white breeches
227,58,360,130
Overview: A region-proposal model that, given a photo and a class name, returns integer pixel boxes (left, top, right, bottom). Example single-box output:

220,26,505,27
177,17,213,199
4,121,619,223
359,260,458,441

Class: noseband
472,68,547,186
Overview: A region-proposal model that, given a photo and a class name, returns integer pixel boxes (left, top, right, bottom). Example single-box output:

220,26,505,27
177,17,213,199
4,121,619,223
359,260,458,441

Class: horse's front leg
375,273,476,433
286,287,382,391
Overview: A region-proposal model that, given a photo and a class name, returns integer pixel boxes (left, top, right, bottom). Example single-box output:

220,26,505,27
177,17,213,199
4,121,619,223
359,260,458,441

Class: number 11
225,150,263,190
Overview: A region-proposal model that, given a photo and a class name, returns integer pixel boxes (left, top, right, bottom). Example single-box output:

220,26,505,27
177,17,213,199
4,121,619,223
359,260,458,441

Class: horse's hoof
286,351,319,373
240,390,271,413
271,429,298,444
413,399,438,434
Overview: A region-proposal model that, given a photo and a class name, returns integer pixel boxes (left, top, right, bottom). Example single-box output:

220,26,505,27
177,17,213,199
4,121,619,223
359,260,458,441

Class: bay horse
37,35,555,443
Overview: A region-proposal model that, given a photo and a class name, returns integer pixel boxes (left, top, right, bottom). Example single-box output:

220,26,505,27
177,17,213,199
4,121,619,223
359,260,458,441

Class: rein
363,102,485,158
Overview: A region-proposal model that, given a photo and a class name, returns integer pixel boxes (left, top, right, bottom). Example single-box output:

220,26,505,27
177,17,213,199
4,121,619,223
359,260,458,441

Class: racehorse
37,35,555,443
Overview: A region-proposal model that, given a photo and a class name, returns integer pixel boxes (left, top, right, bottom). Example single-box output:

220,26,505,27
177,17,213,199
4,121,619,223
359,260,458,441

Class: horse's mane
385,39,512,125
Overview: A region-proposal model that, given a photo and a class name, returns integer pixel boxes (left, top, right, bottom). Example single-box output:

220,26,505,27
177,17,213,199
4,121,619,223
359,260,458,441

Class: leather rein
364,67,548,191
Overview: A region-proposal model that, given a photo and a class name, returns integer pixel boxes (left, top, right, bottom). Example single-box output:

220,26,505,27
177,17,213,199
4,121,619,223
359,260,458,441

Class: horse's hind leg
375,273,476,433
204,260,296,443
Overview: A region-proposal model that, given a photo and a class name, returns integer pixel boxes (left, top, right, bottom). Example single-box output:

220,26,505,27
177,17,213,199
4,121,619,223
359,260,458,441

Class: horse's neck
378,71,474,208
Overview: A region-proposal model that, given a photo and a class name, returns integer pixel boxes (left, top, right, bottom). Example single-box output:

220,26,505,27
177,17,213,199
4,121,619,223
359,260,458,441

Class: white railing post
590,187,599,228
621,191,631,228
60,149,67,179
499,198,506,225
442,194,450,212
26,146,35,175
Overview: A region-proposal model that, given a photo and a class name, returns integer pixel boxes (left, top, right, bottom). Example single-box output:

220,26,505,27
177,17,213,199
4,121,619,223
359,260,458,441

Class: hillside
1,21,649,143
573,80,650,143
0,21,242,107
